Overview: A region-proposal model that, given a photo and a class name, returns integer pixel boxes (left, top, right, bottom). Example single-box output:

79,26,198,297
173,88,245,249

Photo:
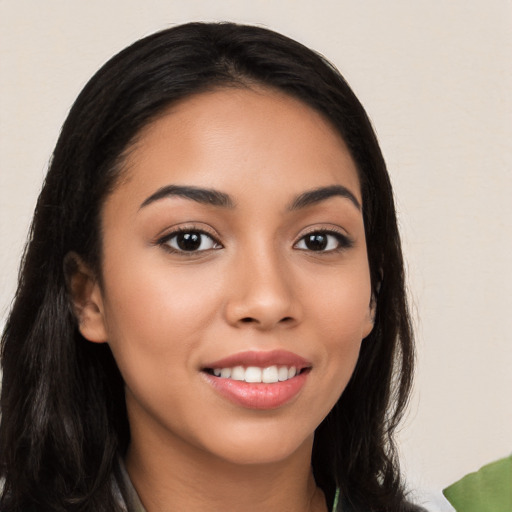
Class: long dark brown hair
0,22,415,511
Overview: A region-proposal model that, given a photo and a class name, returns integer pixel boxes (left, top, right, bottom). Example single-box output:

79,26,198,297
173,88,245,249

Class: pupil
177,232,201,251
306,233,327,251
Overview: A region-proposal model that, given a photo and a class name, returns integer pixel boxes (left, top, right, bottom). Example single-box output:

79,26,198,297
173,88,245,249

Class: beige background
1,1,511,510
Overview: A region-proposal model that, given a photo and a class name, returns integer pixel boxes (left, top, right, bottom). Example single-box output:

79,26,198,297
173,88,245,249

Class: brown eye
303,233,328,251
163,230,220,252
294,231,352,252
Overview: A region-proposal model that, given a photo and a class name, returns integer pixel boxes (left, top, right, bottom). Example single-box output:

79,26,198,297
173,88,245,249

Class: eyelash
157,227,353,255
293,229,354,253
157,227,222,255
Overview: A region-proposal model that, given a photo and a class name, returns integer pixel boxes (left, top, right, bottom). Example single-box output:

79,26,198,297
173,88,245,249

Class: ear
362,294,376,339
363,270,382,339
64,252,108,343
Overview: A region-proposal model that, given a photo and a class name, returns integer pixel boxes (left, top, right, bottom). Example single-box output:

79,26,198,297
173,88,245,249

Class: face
78,87,374,466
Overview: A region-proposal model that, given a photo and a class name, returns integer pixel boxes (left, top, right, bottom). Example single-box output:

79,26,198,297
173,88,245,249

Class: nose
224,248,301,331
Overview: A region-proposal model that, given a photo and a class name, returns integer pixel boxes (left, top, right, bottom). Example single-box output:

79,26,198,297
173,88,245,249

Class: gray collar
114,458,147,512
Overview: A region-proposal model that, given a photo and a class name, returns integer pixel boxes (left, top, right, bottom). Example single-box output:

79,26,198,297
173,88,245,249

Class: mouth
201,350,312,409
203,365,309,383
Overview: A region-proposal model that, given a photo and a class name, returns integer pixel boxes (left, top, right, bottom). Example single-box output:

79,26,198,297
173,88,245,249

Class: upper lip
203,350,311,370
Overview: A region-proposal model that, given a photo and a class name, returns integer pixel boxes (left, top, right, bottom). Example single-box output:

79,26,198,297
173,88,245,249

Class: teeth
211,365,299,383
262,366,278,383
245,367,262,383
231,366,245,381
220,368,231,378
278,366,289,381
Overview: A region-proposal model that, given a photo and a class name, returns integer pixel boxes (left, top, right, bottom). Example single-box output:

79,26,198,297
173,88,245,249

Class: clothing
442,455,512,512
113,460,146,512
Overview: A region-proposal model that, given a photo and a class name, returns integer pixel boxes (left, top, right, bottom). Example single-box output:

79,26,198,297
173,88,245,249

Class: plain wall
1,1,511,509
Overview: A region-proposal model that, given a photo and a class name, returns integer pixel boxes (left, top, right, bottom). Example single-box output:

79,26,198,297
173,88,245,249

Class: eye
294,231,352,252
160,230,221,253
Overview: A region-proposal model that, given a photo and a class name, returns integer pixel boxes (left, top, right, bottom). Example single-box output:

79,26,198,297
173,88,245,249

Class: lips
203,349,311,370
201,350,311,410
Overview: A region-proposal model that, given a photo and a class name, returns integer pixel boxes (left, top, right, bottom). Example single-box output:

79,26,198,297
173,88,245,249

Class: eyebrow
140,185,235,209
289,185,361,211
140,183,360,212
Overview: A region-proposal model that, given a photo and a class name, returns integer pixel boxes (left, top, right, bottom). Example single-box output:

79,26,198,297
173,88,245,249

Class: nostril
235,315,295,327
239,316,293,324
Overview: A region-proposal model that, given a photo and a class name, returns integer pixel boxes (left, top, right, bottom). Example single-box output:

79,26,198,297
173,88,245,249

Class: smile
208,365,300,383
202,350,311,409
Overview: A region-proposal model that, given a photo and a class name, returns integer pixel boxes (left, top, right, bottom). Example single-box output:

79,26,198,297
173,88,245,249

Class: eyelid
155,224,223,254
293,225,354,252
154,222,221,242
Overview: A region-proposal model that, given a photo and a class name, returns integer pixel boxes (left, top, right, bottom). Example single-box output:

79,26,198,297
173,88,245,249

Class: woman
0,22,419,511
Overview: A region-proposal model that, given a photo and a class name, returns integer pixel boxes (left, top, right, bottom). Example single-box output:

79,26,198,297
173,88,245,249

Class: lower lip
203,370,309,410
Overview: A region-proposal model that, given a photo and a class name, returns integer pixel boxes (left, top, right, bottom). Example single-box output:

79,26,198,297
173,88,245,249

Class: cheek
308,264,372,338
99,262,223,421
304,263,372,399
99,256,226,377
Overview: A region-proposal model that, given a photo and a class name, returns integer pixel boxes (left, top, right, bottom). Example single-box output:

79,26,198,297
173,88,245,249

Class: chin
203,429,314,467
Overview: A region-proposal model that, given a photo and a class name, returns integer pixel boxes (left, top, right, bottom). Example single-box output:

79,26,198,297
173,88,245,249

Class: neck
125,428,327,512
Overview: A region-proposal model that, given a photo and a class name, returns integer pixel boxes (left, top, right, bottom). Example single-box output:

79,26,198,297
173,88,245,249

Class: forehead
116,87,361,205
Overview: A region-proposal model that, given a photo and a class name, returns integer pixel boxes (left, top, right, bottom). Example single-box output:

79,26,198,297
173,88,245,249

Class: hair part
1,22,415,511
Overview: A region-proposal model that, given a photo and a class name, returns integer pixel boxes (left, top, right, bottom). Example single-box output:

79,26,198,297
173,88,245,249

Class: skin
74,87,374,512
